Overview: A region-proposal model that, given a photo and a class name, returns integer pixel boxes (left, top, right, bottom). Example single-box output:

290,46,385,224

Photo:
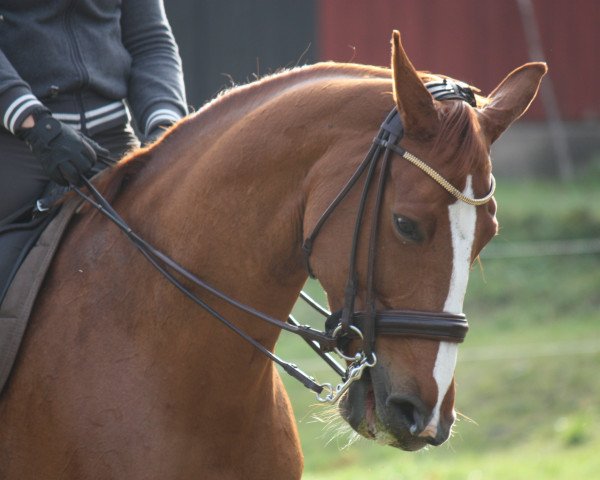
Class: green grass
301,441,600,480
275,170,600,479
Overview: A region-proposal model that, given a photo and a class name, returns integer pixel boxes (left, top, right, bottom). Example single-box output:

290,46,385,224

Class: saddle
0,197,80,394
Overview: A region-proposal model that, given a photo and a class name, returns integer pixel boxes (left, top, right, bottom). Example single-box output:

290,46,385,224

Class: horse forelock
431,100,490,187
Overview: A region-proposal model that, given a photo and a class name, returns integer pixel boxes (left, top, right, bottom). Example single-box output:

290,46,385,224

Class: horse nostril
425,435,444,446
399,401,417,431
386,395,427,435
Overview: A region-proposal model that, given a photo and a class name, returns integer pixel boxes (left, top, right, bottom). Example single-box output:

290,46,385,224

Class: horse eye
393,214,423,243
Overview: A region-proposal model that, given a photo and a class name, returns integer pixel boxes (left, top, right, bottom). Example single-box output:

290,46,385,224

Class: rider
0,0,188,222
0,0,189,299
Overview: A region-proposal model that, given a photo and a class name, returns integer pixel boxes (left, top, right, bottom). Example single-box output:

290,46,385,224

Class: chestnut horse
0,32,545,479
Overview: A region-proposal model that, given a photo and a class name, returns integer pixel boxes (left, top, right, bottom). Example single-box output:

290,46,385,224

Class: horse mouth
339,371,428,451
339,374,374,438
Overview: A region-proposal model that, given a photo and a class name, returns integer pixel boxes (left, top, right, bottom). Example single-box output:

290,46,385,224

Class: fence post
516,0,575,181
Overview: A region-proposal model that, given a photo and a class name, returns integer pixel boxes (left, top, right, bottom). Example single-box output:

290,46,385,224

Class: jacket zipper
63,0,90,134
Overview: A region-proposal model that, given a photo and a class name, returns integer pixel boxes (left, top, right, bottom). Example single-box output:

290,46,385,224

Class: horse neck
111,68,391,347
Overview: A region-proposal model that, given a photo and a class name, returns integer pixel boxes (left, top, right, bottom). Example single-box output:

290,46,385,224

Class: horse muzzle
339,365,455,451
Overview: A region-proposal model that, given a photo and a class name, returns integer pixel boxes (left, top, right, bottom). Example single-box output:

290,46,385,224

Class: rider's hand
17,110,108,186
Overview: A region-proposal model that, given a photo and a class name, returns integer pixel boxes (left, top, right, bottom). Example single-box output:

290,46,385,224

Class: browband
425,78,477,107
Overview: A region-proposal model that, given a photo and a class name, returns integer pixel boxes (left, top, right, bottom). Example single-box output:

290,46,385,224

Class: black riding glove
17,110,108,186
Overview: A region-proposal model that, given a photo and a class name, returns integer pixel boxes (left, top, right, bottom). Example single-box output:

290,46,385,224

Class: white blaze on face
422,175,477,438
443,175,477,314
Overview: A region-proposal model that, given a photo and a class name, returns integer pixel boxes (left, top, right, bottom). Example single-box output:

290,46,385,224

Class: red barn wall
317,0,599,120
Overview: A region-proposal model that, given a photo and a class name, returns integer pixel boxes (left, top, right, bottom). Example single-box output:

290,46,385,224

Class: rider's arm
121,0,189,141
0,48,45,134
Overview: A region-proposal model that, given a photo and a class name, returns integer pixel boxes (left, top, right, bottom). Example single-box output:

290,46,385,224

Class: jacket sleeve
0,49,45,134
121,0,188,138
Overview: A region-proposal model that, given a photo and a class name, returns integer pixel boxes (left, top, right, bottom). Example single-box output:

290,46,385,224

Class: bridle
71,79,494,404
301,81,494,399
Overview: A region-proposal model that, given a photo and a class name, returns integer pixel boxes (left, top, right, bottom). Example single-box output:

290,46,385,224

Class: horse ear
391,30,439,139
480,62,547,144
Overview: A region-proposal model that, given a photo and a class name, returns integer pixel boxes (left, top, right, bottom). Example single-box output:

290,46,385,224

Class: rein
72,178,342,394
70,84,492,403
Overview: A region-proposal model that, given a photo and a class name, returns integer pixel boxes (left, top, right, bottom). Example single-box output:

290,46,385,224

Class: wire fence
482,238,600,259
458,339,600,363
284,237,599,373
280,338,600,375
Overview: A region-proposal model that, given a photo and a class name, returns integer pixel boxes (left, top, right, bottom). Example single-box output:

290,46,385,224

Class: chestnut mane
96,63,487,200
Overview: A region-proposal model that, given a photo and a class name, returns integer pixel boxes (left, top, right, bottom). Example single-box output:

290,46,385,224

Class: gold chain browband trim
401,151,495,206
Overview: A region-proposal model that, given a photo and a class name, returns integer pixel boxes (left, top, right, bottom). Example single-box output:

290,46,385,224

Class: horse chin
339,372,428,451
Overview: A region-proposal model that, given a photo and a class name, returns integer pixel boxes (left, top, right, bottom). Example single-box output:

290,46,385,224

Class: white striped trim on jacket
3,94,45,134
53,101,128,132
145,108,182,137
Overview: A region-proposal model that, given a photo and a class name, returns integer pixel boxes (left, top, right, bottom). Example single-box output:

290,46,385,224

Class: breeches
0,124,139,223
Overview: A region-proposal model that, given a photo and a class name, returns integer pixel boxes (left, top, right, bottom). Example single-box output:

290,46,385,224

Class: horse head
304,31,546,450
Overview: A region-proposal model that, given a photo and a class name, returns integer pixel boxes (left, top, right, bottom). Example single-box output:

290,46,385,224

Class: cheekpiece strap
379,108,404,142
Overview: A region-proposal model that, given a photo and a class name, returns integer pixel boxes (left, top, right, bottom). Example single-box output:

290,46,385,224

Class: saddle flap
0,199,80,395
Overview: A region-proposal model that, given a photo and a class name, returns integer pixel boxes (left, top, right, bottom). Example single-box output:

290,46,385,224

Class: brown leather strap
363,146,394,356
352,310,469,343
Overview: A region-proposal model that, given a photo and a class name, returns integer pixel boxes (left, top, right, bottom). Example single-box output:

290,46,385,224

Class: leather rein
71,79,493,404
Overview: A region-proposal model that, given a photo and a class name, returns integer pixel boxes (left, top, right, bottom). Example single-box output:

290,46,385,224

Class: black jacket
0,0,188,136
